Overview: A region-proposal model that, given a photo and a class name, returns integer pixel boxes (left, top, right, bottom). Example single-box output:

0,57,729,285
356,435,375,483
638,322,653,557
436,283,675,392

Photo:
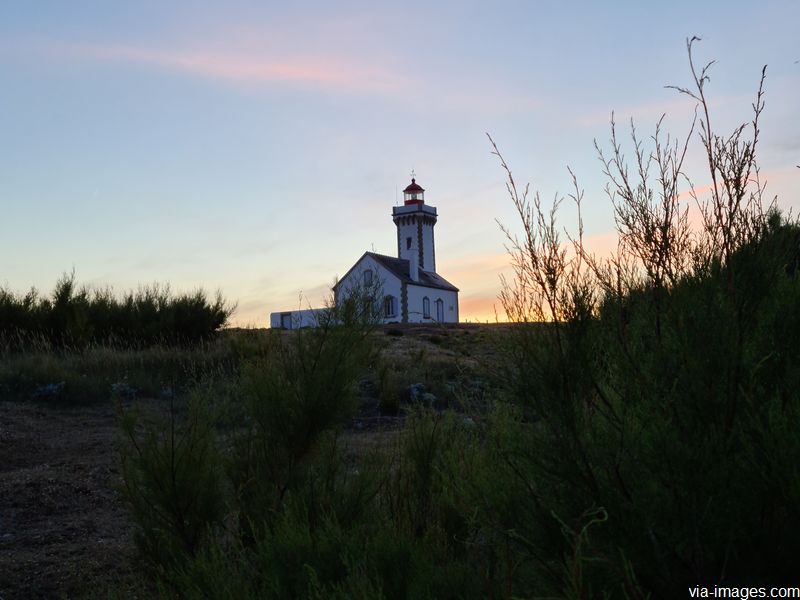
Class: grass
0,324,503,409
0,331,255,404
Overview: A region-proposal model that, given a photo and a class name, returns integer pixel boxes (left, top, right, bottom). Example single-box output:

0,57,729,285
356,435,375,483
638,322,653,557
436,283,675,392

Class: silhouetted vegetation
484,38,800,595
0,271,233,350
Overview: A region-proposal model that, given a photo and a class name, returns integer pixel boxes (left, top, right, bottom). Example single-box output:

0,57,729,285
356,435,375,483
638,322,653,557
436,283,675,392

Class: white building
270,177,459,328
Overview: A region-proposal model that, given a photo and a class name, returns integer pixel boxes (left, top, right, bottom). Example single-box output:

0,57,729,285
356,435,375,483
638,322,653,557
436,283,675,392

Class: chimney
409,253,419,282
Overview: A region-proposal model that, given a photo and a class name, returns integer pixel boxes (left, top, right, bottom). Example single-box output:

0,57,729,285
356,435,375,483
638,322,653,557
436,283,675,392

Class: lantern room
403,178,425,205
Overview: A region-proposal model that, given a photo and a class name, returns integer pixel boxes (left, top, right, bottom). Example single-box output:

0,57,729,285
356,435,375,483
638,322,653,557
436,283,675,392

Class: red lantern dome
402,178,425,205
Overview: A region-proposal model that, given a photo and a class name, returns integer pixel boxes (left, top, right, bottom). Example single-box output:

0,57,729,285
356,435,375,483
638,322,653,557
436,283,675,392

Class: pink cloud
9,35,540,115
59,42,406,93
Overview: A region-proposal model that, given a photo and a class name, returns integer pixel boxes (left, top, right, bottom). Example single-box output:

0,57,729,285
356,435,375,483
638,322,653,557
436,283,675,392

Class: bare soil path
0,400,138,599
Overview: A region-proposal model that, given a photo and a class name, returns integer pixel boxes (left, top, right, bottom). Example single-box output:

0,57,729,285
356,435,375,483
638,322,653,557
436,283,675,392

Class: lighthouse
271,173,459,327
392,178,437,274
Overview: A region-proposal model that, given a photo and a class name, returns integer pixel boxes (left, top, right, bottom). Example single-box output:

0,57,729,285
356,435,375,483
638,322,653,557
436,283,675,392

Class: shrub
228,301,380,530
0,272,234,350
117,395,225,574
376,361,401,415
118,289,383,593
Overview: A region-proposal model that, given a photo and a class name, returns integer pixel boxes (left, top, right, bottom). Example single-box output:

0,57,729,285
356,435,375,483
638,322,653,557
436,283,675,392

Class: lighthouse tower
392,177,437,275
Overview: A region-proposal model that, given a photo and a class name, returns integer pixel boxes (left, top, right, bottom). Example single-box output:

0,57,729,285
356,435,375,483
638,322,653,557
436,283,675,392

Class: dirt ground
0,399,403,600
0,400,139,600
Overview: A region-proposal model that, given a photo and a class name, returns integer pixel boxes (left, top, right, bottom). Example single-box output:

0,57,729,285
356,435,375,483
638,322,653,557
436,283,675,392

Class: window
363,269,373,286
435,299,444,322
423,296,430,319
406,237,412,250
384,295,395,318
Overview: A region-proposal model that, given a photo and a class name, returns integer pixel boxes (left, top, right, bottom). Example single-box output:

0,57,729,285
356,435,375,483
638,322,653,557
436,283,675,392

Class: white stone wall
393,204,437,272
335,255,403,323
406,284,458,324
269,308,329,329
396,220,418,266
422,221,435,272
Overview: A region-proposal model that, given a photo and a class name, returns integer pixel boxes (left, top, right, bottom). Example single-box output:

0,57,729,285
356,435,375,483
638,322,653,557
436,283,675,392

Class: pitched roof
334,252,459,292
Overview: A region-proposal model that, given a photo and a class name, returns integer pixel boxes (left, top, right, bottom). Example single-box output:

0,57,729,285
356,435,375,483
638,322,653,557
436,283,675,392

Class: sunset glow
1,2,798,326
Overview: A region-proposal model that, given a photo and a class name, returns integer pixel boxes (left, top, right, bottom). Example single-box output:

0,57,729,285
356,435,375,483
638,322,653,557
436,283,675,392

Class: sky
1,1,798,325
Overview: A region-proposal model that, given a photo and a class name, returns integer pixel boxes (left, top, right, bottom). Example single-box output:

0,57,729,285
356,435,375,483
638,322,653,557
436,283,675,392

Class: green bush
376,361,401,414
118,293,389,595
117,395,225,574
0,272,234,349
228,303,379,531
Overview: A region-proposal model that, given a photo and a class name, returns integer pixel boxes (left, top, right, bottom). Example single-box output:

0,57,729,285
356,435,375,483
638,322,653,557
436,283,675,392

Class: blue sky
1,1,798,324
